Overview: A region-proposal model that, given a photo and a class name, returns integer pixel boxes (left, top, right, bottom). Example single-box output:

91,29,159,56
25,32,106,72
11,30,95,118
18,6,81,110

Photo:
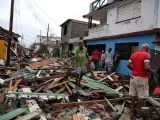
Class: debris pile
0,58,160,120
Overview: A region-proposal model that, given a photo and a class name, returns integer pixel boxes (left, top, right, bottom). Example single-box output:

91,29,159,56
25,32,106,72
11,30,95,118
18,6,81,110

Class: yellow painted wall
0,40,6,59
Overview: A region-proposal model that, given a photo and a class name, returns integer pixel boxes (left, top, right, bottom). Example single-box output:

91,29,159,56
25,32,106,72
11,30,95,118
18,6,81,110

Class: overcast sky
0,0,93,47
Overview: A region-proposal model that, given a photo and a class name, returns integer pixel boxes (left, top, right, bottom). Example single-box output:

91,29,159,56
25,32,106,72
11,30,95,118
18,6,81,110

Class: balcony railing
90,0,109,12
88,25,109,38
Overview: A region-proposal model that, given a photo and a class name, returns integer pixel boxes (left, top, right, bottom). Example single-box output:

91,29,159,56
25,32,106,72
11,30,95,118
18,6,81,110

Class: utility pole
35,37,36,43
21,34,23,46
6,0,15,66
47,23,49,45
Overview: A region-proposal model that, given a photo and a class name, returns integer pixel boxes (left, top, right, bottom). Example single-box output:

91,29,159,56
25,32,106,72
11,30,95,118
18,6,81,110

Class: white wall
155,43,160,51
157,0,160,28
87,0,156,39
107,0,155,35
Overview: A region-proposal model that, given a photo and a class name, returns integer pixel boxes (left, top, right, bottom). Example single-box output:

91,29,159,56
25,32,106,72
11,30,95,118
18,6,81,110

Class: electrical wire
17,0,23,35
26,0,59,37
25,0,48,30
30,0,59,26
30,0,84,36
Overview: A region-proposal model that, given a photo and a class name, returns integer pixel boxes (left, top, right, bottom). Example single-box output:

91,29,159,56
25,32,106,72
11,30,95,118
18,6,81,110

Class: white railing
88,25,109,38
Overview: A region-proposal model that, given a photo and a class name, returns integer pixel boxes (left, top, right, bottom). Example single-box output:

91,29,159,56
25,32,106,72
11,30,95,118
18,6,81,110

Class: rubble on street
0,56,159,120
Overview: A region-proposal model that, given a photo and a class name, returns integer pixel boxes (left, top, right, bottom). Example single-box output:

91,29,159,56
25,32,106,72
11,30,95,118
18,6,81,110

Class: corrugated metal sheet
117,1,141,22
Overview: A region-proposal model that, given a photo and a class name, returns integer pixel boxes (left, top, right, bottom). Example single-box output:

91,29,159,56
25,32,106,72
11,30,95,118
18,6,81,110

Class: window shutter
117,4,133,22
133,1,141,18
117,1,141,22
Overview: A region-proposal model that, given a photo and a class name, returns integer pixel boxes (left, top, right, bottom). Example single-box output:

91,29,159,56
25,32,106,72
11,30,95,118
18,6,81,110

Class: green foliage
37,44,49,55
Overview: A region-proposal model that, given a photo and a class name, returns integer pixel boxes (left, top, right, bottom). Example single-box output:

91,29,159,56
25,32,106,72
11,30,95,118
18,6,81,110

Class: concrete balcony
88,24,109,38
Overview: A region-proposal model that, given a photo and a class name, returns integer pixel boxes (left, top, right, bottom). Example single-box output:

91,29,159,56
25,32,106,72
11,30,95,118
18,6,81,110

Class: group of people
91,48,120,73
72,41,155,118
72,41,121,88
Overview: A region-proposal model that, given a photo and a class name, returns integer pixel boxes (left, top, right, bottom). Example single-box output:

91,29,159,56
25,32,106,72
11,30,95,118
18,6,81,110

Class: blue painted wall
86,33,156,75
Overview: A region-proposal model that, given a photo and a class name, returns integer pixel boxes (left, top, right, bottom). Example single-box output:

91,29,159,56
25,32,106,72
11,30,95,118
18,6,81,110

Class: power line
17,0,23,35
25,0,48,30
31,0,59,26
26,0,59,37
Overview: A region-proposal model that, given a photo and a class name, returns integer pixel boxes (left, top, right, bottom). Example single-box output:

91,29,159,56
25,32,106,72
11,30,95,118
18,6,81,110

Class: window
115,43,139,60
64,25,67,35
117,1,141,22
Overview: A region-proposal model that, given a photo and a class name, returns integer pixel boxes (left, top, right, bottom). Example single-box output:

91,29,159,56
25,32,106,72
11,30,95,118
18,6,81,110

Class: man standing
73,41,89,88
112,50,120,72
127,44,155,117
100,50,105,69
105,48,113,73
92,49,101,71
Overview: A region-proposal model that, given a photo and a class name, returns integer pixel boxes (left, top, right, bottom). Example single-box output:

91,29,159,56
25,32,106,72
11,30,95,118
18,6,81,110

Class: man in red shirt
92,49,101,71
127,44,155,116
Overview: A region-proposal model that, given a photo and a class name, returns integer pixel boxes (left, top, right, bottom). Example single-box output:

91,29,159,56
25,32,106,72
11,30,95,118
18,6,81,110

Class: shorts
129,76,149,98
72,67,87,75
106,62,113,71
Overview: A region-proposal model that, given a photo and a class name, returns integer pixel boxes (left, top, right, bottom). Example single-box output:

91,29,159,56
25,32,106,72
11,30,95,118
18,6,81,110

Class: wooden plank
36,74,69,81
52,97,130,107
65,83,72,94
72,114,79,120
79,116,85,120
89,89,105,93
29,60,55,69
104,97,116,111
99,72,115,82
44,81,68,90
55,86,66,94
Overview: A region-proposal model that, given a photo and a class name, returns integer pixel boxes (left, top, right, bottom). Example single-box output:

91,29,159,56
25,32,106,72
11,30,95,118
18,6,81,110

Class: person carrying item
127,44,155,118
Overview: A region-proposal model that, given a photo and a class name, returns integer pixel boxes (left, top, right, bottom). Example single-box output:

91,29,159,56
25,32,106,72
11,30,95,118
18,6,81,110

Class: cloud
0,0,93,47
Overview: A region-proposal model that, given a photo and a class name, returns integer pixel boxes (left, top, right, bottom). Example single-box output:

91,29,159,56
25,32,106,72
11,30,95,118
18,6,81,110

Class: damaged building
83,0,160,75
60,19,89,57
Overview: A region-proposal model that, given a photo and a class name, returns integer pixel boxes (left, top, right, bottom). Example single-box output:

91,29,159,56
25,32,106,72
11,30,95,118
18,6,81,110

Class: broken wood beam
65,83,72,94
52,97,130,107
45,81,69,90
36,74,70,81
99,72,115,82
55,86,66,94
104,97,116,111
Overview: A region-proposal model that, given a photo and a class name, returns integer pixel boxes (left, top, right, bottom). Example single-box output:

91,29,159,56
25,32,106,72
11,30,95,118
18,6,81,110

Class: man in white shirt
105,48,113,73
101,50,105,68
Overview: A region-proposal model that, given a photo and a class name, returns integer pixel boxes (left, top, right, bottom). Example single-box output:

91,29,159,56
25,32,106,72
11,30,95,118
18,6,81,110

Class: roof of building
84,29,160,41
0,27,20,41
60,19,88,27
83,0,133,19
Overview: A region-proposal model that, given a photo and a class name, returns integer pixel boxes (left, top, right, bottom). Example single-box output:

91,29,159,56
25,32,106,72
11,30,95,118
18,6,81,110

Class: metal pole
21,35,23,46
6,0,15,66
